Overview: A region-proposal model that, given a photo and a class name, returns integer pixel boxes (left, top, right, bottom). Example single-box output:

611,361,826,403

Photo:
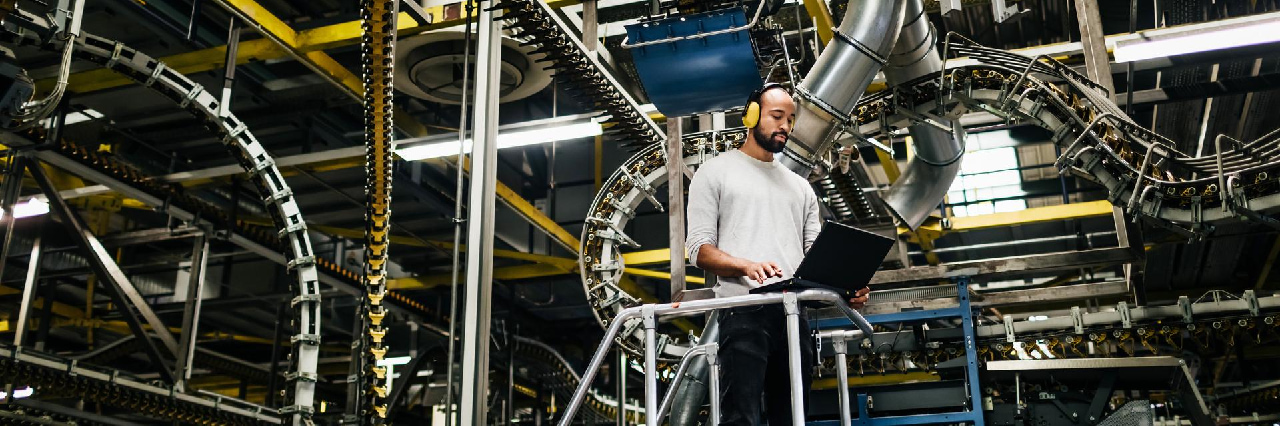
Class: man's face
752,88,797,154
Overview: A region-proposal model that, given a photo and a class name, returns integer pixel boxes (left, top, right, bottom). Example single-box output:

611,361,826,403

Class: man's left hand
848,287,870,310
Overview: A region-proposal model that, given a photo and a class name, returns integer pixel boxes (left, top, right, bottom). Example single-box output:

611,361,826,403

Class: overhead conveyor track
491,0,663,147
0,344,281,425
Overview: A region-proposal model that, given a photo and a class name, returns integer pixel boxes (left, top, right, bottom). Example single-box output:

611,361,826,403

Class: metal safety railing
811,276,985,426
557,289,875,426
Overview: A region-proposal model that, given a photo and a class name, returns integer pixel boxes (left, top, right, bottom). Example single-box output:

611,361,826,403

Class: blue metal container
624,8,764,117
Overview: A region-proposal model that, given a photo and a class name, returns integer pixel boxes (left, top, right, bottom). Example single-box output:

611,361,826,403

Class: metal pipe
833,337,852,426
878,0,966,229
666,311,720,426
458,0,503,421
443,0,477,422
617,351,627,425
643,306,658,426
783,293,805,426
558,309,638,425
1215,134,1230,212
657,345,709,420
783,0,908,175
706,343,721,426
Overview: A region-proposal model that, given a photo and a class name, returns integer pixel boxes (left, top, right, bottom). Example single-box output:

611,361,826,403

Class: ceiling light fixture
0,198,50,221
1113,16,1280,63
397,116,603,161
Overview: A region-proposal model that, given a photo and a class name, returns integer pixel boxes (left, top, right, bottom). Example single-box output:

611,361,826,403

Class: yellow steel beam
901,200,1115,265
875,149,901,184
211,0,369,102
622,248,681,266
811,371,939,389
387,262,576,290
929,200,1114,233
624,267,705,285
801,0,835,46
904,200,1115,240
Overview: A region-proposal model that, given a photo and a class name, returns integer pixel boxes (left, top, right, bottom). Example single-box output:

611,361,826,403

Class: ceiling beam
50,0,583,95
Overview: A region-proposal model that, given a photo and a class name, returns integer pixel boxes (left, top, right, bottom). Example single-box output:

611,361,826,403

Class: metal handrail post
558,308,640,424
556,290,873,426
783,292,806,426
706,343,721,426
832,336,852,426
657,345,709,420
643,305,659,426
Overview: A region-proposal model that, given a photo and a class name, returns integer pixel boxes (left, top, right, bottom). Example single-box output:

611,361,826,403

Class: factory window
946,146,1028,217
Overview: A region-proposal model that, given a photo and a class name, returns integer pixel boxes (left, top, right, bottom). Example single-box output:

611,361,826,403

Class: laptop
749,222,895,299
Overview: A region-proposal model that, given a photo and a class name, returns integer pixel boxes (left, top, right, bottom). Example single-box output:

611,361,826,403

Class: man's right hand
741,261,783,284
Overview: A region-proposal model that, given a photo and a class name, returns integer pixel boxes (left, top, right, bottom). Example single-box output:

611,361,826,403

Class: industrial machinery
571,0,1280,425
0,0,1277,423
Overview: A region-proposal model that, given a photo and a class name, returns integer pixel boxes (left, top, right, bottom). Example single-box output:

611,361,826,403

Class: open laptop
749,222,895,299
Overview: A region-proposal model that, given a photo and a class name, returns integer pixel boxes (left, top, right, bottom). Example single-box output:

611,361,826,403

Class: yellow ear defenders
742,83,789,128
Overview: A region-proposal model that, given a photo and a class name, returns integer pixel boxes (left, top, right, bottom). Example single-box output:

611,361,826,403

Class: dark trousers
717,304,815,426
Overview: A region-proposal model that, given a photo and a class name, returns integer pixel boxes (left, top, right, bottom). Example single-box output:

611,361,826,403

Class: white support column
459,2,503,424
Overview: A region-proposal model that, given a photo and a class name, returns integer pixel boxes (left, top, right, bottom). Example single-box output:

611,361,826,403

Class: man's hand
740,261,783,284
848,287,870,309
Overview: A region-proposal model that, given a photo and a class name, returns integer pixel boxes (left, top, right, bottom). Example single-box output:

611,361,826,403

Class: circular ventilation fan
393,32,552,105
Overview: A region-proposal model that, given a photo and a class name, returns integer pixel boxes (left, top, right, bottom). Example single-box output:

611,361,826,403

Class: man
685,83,871,425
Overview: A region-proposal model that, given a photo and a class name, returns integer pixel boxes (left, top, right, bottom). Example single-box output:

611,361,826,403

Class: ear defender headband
742,83,789,128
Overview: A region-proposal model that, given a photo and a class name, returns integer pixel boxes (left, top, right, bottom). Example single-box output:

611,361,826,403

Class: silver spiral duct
783,0,965,229
781,0,906,175
880,0,966,229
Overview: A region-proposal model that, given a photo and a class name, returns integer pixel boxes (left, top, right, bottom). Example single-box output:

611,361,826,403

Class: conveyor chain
357,0,397,422
0,344,280,425
491,0,663,147
510,337,644,424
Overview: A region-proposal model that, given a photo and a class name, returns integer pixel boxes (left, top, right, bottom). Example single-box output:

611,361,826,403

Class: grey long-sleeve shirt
685,149,822,297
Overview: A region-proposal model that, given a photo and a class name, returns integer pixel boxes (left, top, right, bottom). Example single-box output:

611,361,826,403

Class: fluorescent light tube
1113,18,1280,63
398,121,603,161
377,356,413,367
0,198,50,220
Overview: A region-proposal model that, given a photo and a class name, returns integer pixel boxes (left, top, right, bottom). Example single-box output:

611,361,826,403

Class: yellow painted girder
624,267,705,285
387,262,576,290
801,0,835,46
811,371,939,389
622,248,682,266
904,200,1115,241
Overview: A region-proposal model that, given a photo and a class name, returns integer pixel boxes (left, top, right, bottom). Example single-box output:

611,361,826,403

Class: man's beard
753,126,787,153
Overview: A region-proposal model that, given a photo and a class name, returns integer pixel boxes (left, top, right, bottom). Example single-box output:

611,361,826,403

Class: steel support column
667,117,687,300
1075,0,1146,305
27,160,180,383
173,234,210,391
459,1,502,423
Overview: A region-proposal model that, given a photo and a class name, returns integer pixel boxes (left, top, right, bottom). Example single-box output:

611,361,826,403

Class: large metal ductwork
879,0,966,229
782,0,965,229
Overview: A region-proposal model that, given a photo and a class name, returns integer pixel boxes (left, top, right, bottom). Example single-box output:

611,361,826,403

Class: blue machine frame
811,278,985,426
